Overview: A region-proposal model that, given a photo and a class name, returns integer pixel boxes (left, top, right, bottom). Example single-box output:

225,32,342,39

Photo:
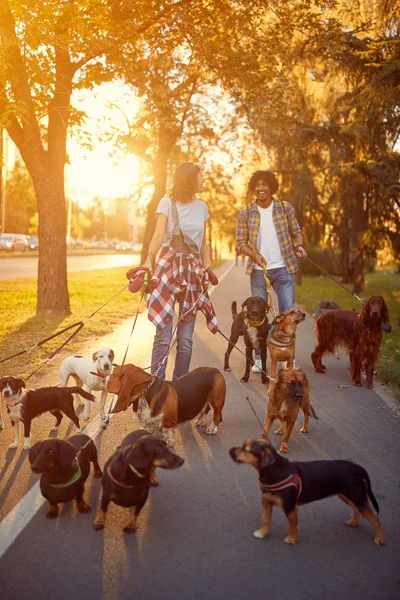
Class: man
236,170,307,372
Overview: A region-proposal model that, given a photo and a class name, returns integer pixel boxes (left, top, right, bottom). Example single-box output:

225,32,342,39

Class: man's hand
295,245,307,259
253,252,266,267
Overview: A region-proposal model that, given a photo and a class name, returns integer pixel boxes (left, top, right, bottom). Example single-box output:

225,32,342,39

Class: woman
142,162,218,381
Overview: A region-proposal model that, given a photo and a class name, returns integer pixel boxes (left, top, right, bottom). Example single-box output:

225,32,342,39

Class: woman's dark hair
170,162,201,203
247,170,279,195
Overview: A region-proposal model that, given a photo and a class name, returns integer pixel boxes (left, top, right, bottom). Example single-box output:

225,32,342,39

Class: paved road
0,262,399,600
0,253,138,280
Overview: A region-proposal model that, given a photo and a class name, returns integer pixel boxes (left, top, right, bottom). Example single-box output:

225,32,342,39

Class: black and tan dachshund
29,434,102,519
230,438,385,545
93,430,184,532
224,296,270,383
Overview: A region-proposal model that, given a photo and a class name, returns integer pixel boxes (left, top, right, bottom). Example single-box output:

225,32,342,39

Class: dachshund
93,430,184,532
230,438,385,545
29,434,102,519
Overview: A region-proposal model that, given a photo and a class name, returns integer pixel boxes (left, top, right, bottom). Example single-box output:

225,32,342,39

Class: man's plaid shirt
147,248,218,333
236,199,301,274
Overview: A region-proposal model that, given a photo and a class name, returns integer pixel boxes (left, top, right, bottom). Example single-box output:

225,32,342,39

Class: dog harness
49,460,82,488
244,315,266,328
260,473,302,499
268,325,296,348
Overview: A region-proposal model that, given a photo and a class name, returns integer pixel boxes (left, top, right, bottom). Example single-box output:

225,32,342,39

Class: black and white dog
59,347,115,423
0,376,97,450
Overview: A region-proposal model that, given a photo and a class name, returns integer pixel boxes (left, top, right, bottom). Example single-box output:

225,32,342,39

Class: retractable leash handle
126,267,150,294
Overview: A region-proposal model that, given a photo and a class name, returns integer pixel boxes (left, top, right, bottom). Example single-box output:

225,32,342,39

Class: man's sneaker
251,358,262,373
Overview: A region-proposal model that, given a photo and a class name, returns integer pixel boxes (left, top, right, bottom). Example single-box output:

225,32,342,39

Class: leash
261,263,276,317
216,328,274,382
305,256,364,305
119,287,147,379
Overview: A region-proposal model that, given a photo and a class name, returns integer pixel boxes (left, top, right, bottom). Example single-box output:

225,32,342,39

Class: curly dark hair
247,170,279,195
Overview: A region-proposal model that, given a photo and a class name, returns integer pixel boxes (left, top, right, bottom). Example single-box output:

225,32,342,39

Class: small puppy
0,376,97,450
224,296,270,383
93,430,184,532
268,308,306,381
29,434,102,519
59,347,115,422
230,438,385,545
107,364,226,447
263,368,317,453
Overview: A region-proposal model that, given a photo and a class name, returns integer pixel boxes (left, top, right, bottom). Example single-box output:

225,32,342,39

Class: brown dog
230,438,385,545
268,308,306,382
107,364,226,447
262,368,317,453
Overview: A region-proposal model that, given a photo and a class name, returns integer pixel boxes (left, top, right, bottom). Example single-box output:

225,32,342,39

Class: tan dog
107,364,226,447
262,368,317,453
268,308,306,381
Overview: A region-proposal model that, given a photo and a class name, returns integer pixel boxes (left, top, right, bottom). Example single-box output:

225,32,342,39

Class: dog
59,347,115,422
262,368,317,453
0,376,97,450
311,296,391,388
267,308,306,382
93,430,184,532
224,297,270,384
230,438,385,545
29,434,102,519
106,364,226,447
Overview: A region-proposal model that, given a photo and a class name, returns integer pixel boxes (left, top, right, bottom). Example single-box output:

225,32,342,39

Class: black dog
93,430,184,532
230,438,385,545
29,434,102,519
224,297,269,383
0,376,97,450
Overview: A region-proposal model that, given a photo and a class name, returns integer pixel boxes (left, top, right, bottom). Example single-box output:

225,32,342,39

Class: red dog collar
107,465,135,488
260,473,302,499
6,399,22,407
90,371,107,379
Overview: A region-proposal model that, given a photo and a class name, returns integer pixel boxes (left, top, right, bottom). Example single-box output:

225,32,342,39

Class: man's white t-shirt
254,203,286,270
156,196,209,253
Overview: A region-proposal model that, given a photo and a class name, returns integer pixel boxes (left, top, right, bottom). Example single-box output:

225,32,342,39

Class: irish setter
311,296,391,389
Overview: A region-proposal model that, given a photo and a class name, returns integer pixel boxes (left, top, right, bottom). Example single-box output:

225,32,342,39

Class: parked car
28,235,39,251
0,233,29,251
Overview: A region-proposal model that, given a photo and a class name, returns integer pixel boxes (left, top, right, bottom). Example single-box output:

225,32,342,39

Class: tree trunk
141,155,169,264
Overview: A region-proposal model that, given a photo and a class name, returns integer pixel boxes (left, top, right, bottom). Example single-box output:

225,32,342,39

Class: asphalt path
0,253,138,280
0,262,399,600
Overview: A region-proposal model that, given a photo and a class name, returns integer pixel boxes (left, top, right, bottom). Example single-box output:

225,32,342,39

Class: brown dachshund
267,308,306,382
263,368,317,453
311,295,391,388
107,364,226,447
230,438,385,545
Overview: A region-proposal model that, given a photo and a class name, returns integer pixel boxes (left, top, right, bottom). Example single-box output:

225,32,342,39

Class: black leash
305,256,364,304
217,328,274,382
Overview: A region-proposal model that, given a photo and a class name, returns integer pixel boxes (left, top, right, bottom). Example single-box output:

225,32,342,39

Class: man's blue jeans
250,267,295,358
151,311,196,381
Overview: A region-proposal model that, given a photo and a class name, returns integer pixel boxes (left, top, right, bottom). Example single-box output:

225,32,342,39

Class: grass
295,266,400,400
0,267,143,382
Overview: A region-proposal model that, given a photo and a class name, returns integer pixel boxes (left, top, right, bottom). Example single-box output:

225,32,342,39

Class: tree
2,159,36,232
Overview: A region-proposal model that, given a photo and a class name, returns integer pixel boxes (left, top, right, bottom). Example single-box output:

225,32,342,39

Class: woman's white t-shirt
156,196,209,252
255,203,285,270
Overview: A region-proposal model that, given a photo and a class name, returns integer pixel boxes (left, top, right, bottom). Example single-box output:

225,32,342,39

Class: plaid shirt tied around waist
147,248,218,334
236,199,301,275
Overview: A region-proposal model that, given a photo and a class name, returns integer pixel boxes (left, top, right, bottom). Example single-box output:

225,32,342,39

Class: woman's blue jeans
250,267,295,358
151,300,196,381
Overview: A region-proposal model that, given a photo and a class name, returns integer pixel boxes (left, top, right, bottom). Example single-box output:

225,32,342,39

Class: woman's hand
142,258,154,273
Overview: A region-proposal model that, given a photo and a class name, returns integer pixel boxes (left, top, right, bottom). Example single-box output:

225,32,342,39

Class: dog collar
244,315,266,328
268,325,296,347
260,473,302,499
107,464,146,487
90,371,107,379
49,460,82,489
6,399,22,407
